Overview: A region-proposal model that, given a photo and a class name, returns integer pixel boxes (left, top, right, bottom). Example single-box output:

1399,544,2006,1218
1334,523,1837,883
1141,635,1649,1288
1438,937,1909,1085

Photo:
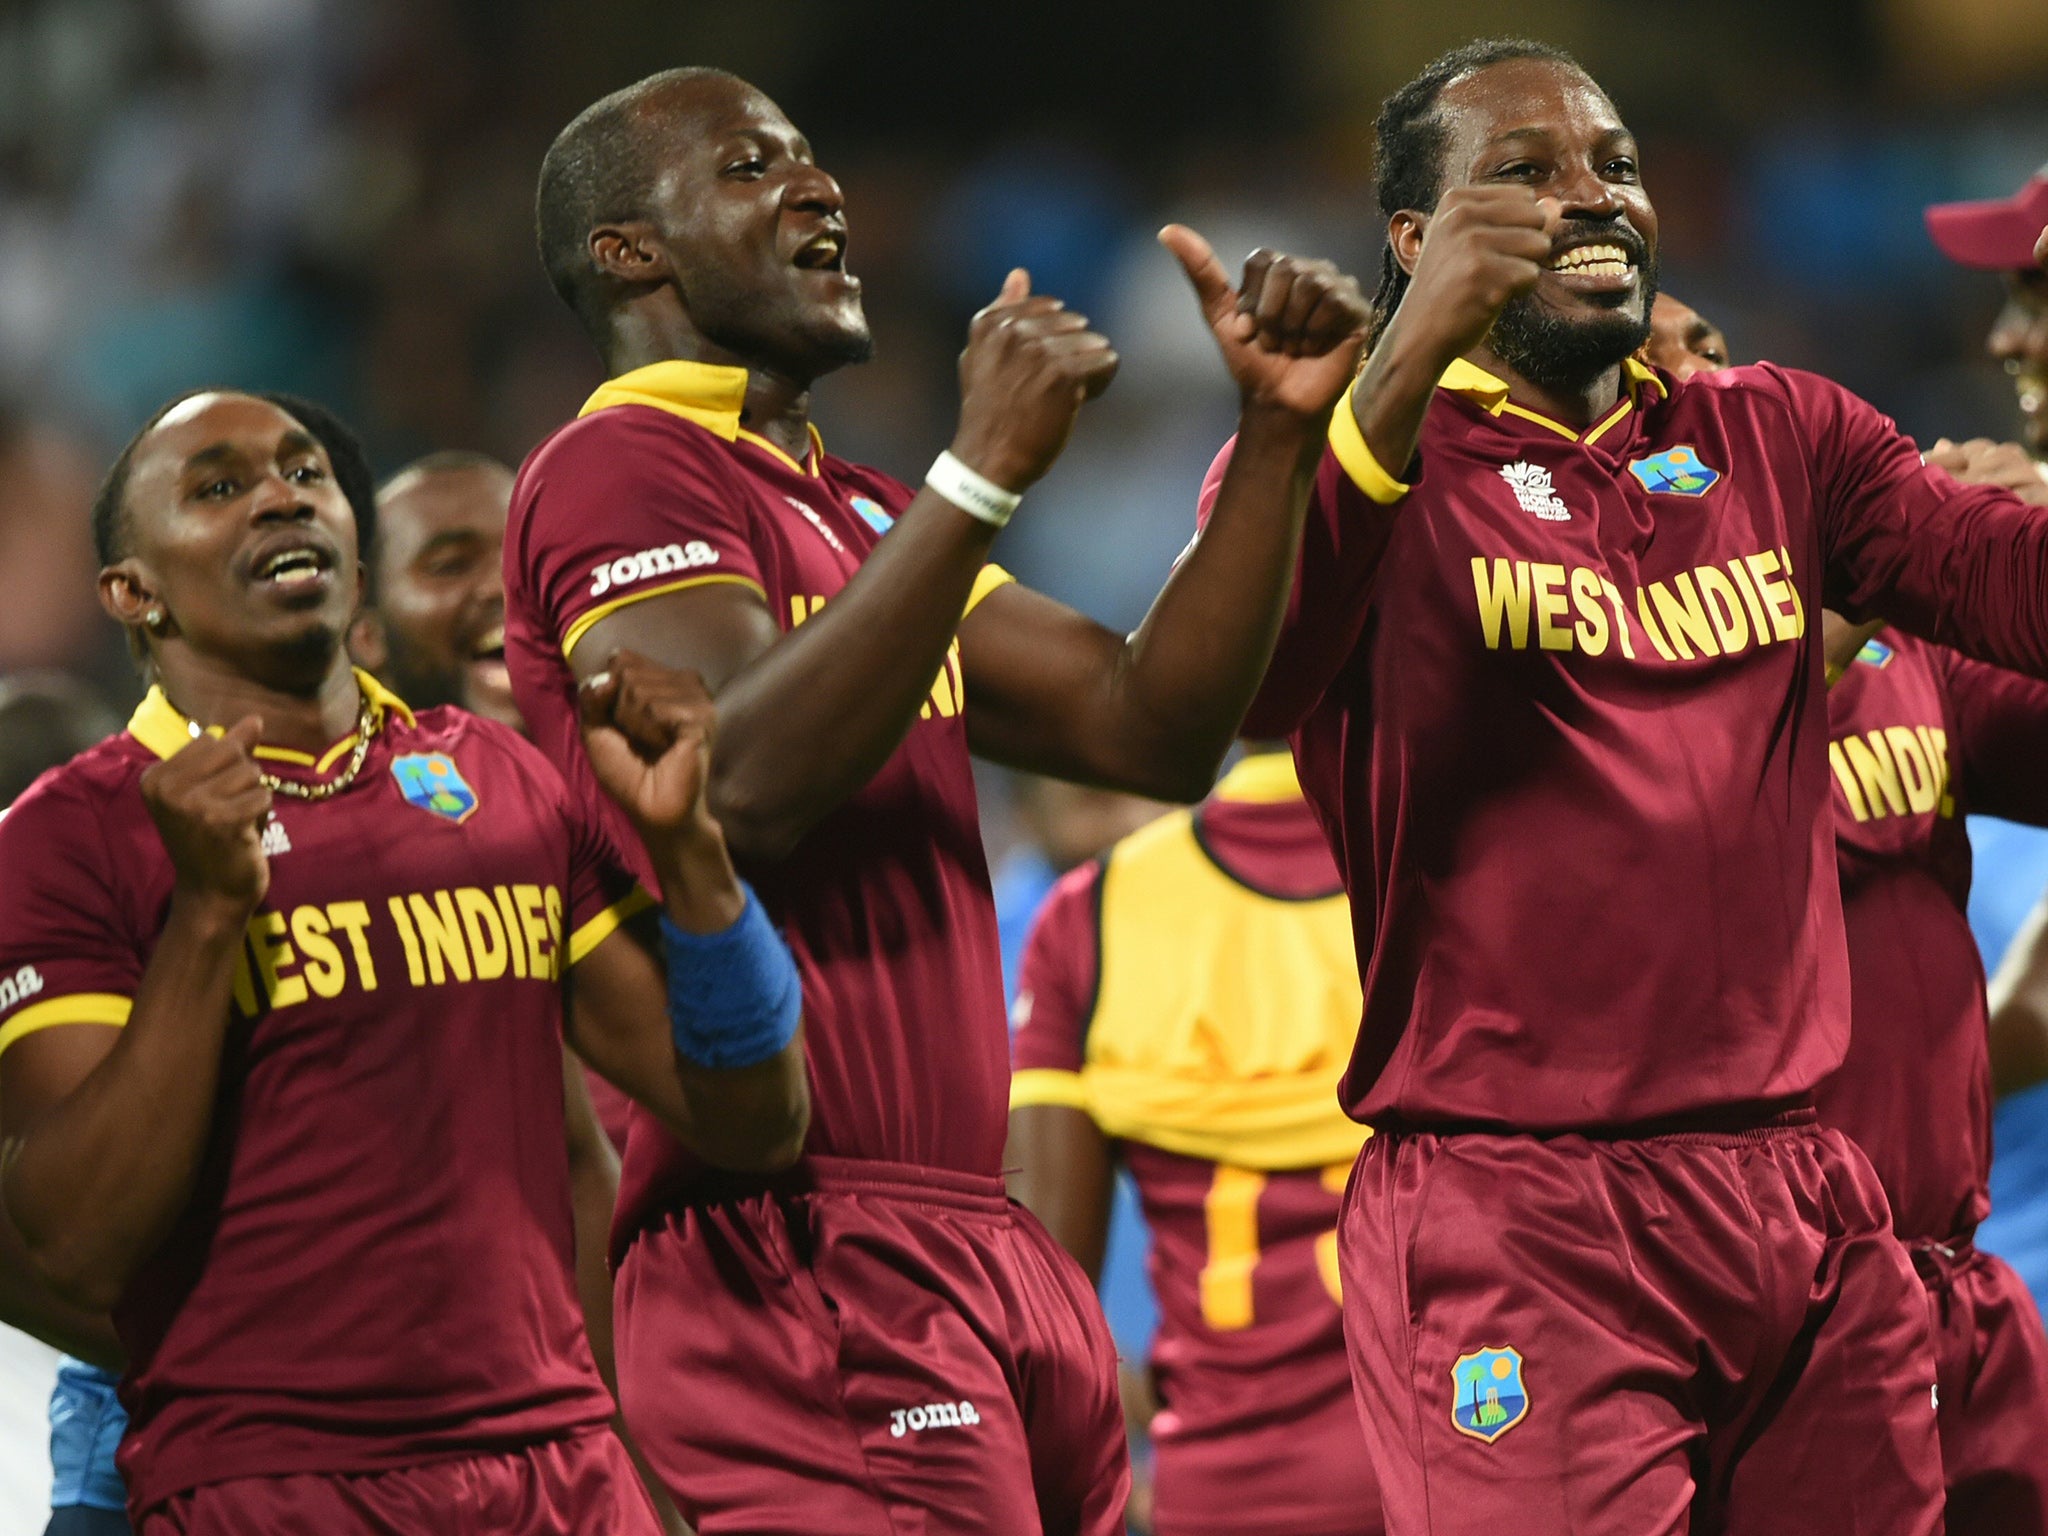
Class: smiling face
1432,57,1660,389
1990,268,2048,454
101,392,358,685
622,76,870,383
369,461,517,726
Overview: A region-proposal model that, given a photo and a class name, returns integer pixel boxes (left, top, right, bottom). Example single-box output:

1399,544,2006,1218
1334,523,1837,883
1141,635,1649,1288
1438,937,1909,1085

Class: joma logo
889,1400,981,1437
588,541,721,597
0,965,45,1014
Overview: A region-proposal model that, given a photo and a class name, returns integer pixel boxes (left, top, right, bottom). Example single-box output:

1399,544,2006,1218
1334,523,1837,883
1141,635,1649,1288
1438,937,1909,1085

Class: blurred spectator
0,417,117,688
0,674,116,806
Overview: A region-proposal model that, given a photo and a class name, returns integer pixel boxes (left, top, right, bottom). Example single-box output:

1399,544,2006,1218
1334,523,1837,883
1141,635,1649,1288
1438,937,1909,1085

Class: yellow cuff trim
561,573,768,659
0,994,132,1059
1327,382,1410,505
568,888,658,968
966,565,1016,619
1010,1068,1089,1111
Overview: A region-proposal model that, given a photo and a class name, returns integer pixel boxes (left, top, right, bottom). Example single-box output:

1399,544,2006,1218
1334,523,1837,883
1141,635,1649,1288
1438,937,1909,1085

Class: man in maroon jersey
1648,298,2048,1534
349,447,677,1528
1198,36,2048,1536
1008,745,1379,1536
511,66,1370,1534
0,389,806,1530
352,450,640,1151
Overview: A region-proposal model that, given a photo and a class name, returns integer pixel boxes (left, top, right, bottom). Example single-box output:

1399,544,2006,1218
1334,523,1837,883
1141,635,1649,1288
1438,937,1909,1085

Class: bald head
535,67,756,340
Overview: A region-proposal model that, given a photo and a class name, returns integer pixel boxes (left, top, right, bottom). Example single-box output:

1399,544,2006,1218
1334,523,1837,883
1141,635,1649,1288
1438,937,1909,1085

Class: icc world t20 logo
390,753,479,824
1451,1345,1529,1443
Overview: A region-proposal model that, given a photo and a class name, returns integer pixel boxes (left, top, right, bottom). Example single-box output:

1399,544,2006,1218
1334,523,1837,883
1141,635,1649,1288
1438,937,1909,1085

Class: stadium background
0,0,2045,1523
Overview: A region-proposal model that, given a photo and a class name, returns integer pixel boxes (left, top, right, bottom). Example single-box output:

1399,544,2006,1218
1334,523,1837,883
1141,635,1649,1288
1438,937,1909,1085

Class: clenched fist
1392,185,1558,372
580,651,743,927
140,716,272,911
947,270,1121,494
1160,225,1370,419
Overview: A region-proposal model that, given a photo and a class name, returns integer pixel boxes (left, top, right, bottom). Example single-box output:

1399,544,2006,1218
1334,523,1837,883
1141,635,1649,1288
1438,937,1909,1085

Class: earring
145,608,165,632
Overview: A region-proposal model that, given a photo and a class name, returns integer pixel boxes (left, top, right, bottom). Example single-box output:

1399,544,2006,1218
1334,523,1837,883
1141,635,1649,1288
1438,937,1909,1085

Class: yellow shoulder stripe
1326,381,1411,505
0,994,132,1060
561,573,768,659
1009,1068,1088,1111
966,564,1015,619
567,887,658,968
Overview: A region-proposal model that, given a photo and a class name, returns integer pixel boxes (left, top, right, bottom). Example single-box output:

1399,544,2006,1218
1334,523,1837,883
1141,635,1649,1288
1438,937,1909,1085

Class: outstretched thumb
1158,225,1235,327
998,267,1031,304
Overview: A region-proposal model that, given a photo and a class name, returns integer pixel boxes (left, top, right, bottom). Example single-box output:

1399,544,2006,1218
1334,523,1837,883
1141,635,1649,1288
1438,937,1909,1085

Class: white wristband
926,451,1022,529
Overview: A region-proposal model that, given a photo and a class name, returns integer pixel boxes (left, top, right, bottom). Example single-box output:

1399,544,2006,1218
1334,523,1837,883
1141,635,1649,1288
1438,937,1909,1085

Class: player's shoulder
1036,856,1107,925
0,734,145,869
1666,360,1858,421
827,452,915,508
517,406,738,499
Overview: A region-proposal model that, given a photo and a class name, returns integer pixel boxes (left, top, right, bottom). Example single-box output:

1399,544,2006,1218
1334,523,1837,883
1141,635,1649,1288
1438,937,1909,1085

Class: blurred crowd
2,0,2042,723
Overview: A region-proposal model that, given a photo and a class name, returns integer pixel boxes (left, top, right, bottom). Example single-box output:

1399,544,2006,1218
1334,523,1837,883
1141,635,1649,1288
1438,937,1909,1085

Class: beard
1488,260,1660,394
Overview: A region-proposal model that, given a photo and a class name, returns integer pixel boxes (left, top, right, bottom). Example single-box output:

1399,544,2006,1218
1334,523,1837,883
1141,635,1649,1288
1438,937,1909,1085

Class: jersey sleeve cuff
965,564,1015,619
0,994,132,1060
560,573,769,659
567,887,658,968
1009,1067,1089,1111
1327,380,1412,505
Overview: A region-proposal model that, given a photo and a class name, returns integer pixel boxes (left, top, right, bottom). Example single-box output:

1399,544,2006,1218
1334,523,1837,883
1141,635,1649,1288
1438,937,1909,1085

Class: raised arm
1,722,270,1310
565,654,808,1173
567,271,1118,862
1349,188,1553,491
960,229,1372,795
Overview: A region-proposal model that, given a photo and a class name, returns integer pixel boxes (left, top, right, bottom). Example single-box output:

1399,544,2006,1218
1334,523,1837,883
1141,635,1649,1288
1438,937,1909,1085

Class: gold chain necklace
184,688,379,801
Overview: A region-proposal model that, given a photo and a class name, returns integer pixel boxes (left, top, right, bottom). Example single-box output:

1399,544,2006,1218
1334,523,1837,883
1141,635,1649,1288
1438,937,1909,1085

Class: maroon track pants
1339,1114,1945,1536
616,1155,1130,1535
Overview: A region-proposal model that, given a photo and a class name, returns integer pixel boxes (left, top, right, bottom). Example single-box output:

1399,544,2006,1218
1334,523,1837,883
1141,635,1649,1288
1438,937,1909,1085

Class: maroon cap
1926,169,2048,272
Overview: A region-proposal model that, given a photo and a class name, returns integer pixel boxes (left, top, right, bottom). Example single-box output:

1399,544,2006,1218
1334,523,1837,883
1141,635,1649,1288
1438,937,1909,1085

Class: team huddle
4,33,2048,1536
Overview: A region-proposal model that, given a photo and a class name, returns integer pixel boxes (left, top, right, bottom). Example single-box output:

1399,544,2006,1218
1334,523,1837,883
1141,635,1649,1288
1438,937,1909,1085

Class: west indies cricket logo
1628,445,1721,497
391,753,479,824
1451,1345,1528,1443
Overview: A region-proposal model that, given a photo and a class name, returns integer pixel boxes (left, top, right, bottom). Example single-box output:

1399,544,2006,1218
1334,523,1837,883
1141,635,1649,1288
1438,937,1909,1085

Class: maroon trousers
615,1156,1129,1535
1918,1240,2048,1534
1339,1115,1945,1536
135,1429,659,1534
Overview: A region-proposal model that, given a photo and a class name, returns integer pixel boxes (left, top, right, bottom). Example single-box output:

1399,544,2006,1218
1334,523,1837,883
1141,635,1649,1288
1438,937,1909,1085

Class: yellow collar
1438,356,1667,445
580,359,825,477
129,668,414,772
1213,751,1301,804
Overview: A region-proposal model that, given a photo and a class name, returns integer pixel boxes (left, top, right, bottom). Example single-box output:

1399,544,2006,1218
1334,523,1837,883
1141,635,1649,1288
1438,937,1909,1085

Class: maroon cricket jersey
1011,758,1376,1533
0,674,642,1509
1200,358,2048,1133
1815,628,2048,1244
503,360,1015,1251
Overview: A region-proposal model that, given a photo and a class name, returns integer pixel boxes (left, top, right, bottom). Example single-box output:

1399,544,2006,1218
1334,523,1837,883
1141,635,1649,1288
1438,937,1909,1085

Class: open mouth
1547,241,1636,280
467,625,512,693
792,228,849,274
252,543,334,590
